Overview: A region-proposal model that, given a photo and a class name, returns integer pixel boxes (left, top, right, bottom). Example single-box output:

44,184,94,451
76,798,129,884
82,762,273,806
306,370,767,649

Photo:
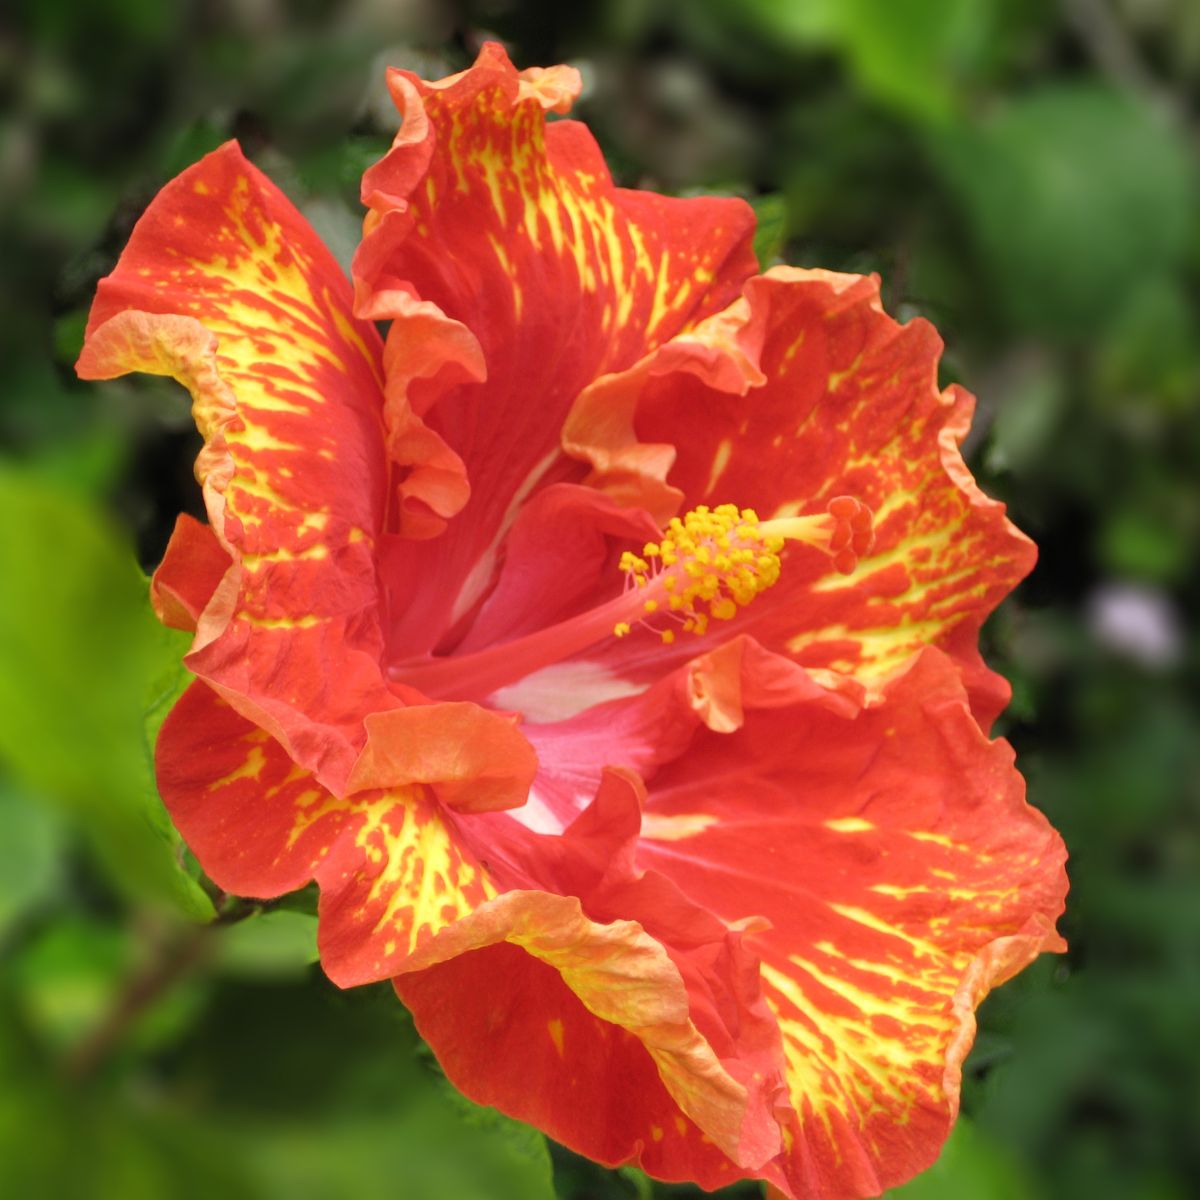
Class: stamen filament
390,586,659,702
388,496,873,701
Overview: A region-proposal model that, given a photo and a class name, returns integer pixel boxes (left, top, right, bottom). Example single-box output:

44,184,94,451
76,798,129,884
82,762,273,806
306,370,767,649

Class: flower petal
357,286,485,539
636,649,1067,1198
162,689,784,1176
563,286,772,521
156,680,496,985
346,703,537,814
393,883,785,1184
76,141,401,791
488,637,858,835
355,43,759,648
396,942,756,1188
150,513,231,632
454,485,658,652
569,269,1036,729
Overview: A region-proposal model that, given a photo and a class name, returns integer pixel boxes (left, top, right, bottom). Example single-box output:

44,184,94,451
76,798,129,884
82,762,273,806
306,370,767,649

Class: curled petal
150,513,231,633
348,703,537,814
396,897,768,1166
571,268,1036,729
76,142,400,791
358,286,485,539
563,290,772,521
406,773,793,1177
157,681,496,985
355,43,759,649
683,635,864,734
637,649,1067,1198
397,944,757,1188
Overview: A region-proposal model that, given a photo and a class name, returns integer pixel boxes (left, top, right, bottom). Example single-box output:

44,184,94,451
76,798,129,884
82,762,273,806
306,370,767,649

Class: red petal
76,141,400,791
437,484,658,657
157,680,496,985
347,703,537,814
478,637,858,836
392,887,782,1182
397,944,755,1187
150,513,231,632
564,287,772,521
571,269,1036,729
637,649,1067,1198
359,286,484,539
355,44,759,649
371,772,786,1178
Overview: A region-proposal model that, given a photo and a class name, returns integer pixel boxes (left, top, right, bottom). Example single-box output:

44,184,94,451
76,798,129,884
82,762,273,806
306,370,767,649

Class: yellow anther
614,621,632,638
611,502,786,644
610,498,856,646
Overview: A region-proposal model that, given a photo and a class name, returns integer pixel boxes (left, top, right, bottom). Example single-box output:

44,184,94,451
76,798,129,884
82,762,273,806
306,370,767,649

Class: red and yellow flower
77,45,1067,1199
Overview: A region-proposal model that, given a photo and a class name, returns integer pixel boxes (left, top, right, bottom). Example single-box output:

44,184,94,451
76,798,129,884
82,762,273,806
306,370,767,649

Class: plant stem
63,897,257,1082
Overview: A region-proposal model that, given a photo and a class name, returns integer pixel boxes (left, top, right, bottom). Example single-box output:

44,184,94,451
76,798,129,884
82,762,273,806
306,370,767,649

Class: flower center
614,499,873,644
389,496,872,703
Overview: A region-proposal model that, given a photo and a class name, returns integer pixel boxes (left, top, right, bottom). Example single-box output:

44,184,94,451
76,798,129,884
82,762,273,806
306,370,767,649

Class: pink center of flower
390,497,872,704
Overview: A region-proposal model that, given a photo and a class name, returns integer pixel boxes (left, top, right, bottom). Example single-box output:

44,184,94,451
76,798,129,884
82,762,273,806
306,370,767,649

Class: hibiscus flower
76,44,1067,1200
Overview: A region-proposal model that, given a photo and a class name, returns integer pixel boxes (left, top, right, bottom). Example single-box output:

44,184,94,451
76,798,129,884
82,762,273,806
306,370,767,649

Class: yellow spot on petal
704,437,733,495
824,817,875,834
239,613,323,630
641,812,717,841
547,1018,565,1056
209,745,267,790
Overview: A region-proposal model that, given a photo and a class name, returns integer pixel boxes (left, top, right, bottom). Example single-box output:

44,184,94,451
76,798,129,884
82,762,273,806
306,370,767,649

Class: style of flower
77,45,1067,1200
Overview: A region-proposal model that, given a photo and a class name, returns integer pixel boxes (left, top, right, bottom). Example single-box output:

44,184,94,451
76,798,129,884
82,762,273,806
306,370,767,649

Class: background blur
2,1,1199,1197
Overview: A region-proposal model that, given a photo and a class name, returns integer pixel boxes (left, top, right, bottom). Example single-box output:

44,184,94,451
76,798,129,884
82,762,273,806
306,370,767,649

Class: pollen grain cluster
616,504,784,642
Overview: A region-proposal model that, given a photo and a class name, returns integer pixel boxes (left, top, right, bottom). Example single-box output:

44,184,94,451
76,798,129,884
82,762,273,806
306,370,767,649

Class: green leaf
167,976,557,1200
217,910,320,979
985,355,1066,475
932,85,1196,337
243,1093,556,1200
0,783,64,942
885,1117,1040,1199
9,917,131,1053
1097,508,1191,584
826,0,994,123
716,0,996,122
751,193,788,268
0,467,213,920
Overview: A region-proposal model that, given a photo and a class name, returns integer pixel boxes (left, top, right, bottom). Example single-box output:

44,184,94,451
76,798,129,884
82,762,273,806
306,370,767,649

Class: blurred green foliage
2,0,1198,1198
0,468,212,919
